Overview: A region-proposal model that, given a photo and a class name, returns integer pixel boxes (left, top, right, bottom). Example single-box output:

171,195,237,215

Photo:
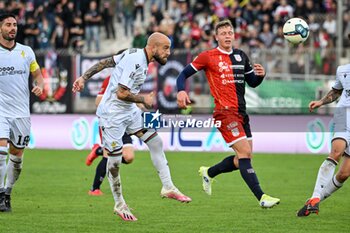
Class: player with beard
73,32,191,221
0,13,44,212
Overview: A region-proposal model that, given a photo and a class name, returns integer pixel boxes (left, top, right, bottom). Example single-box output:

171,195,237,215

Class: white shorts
332,108,350,154
0,116,31,149
98,107,143,152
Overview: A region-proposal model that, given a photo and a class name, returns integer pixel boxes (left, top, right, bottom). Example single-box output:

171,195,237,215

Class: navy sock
239,158,264,200
92,157,107,190
96,146,103,156
208,155,238,178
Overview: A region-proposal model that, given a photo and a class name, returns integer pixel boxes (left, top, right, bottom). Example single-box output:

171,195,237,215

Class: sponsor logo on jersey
222,79,244,85
230,65,244,70
218,61,231,72
0,66,15,71
234,54,242,62
129,71,136,79
0,66,26,76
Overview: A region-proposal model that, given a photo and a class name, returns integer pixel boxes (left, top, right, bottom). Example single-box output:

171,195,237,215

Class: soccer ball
283,18,309,44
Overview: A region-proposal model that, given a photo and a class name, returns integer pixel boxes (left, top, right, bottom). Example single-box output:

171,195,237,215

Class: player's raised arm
309,66,344,112
309,88,343,112
72,57,116,92
319,88,343,105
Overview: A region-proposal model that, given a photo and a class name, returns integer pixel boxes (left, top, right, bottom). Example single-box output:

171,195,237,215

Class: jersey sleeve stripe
245,69,254,74
190,63,198,71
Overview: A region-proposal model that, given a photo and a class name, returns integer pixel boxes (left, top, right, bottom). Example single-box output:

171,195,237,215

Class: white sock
311,158,337,199
321,175,343,201
106,155,124,204
0,146,8,192
5,154,23,194
141,133,174,190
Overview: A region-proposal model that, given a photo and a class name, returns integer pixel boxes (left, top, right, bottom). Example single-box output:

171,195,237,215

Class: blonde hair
214,19,234,35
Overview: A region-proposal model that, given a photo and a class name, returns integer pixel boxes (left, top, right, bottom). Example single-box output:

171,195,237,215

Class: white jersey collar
216,47,233,55
0,41,16,51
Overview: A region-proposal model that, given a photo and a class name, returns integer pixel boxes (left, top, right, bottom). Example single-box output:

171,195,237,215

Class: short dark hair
0,13,16,23
214,19,234,34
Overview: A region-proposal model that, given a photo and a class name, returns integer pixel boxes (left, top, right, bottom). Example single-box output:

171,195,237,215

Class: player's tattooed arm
320,88,343,105
82,57,116,80
117,85,144,103
309,88,342,112
117,85,153,109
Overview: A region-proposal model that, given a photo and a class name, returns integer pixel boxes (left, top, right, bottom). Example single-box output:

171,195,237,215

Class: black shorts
243,116,252,139
122,133,133,145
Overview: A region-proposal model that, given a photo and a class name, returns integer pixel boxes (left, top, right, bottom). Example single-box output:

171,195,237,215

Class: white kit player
298,63,350,217
0,13,44,212
73,32,191,222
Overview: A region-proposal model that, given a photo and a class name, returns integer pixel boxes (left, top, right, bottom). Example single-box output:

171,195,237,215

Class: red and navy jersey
98,76,110,95
191,47,253,114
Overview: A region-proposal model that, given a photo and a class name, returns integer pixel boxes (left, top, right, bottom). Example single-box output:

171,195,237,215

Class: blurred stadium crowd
0,0,349,52
1,0,349,78
1,0,348,114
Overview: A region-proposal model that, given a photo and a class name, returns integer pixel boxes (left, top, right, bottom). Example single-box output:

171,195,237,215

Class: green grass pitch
0,150,349,233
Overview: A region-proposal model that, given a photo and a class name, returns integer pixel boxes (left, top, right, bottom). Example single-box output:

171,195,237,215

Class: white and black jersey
333,64,350,108
97,48,149,118
0,43,39,117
